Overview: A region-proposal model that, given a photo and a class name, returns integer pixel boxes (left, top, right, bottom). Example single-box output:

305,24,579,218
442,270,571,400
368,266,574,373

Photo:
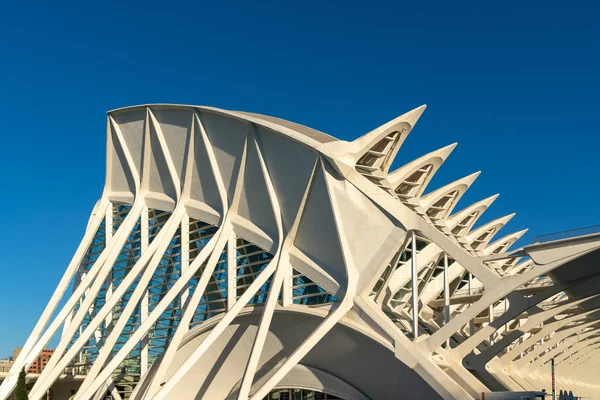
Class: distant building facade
10,348,20,364
7,347,53,374
28,349,54,374
0,359,12,374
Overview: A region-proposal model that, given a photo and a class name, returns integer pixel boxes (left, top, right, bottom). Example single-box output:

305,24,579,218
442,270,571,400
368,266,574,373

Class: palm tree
15,367,28,400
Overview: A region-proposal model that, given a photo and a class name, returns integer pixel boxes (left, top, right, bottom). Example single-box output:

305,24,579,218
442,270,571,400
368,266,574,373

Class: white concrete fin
233,133,280,252
466,213,516,251
507,258,534,274
186,114,224,225
198,110,250,207
147,113,178,208
110,108,147,178
492,255,521,270
107,120,136,200
351,105,426,174
293,160,348,288
388,143,457,199
484,229,529,256
254,125,318,234
323,160,406,292
288,248,341,298
151,107,193,187
419,171,481,221
446,194,499,237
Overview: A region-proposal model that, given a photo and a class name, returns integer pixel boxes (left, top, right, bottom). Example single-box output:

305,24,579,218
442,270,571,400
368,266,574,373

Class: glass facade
292,270,338,305
65,201,345,398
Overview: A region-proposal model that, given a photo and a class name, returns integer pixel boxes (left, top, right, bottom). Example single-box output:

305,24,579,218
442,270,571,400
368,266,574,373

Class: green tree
15,367,28,400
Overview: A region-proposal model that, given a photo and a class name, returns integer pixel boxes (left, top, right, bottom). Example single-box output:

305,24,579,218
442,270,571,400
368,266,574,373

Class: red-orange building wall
27,349,54,374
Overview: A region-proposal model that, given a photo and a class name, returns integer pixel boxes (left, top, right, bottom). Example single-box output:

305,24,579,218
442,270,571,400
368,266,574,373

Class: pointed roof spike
420,171,481,206
144,108,181,202
512,228,529,238
510,258,534,272
445,193,500,234
397,104,427,128
388,142,457,189
466,213,516,247
487,193,500,202
355,105,427,147
345,105,428,174
484,229,529,256
427,170,481,194
417,171,480,221
387,143,458,201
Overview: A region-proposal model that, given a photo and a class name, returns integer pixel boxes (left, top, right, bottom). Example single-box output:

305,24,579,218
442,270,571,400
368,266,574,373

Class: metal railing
532,224,600,244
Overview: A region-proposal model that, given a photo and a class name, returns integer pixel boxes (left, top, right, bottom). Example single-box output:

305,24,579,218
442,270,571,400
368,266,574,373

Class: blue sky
0,0,598,356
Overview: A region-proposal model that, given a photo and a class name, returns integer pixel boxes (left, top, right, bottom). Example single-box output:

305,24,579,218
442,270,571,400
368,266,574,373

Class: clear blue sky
0,0,598,357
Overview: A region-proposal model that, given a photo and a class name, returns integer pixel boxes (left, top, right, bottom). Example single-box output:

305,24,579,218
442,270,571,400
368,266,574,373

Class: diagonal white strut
29,205,183,399
73,216,225,400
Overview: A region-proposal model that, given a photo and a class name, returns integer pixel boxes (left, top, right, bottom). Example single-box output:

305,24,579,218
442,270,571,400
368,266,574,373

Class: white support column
106,203,114,244
281,259,292,307
96,204,115,372
70,205,114,364
237,254,285,399
140,205,149,376
180,214,190,307
141,226,229,400
411,231,419,341
227,233,237,309
443,252,450,348
541,323,545,346
153,256,279,400
55,208,185,400
519,318,525,359
375,249,402,305
75,217,221,400
468,272,472,296
505,299,509,335
104,204,114,333
78,315,84,367
468,272,475,337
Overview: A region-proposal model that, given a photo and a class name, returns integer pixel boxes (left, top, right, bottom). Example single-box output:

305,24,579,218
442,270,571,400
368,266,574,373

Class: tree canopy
15,367,28,400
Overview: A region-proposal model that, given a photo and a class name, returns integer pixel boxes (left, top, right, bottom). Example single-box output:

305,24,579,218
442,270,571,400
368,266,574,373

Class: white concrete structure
2,104,600,400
